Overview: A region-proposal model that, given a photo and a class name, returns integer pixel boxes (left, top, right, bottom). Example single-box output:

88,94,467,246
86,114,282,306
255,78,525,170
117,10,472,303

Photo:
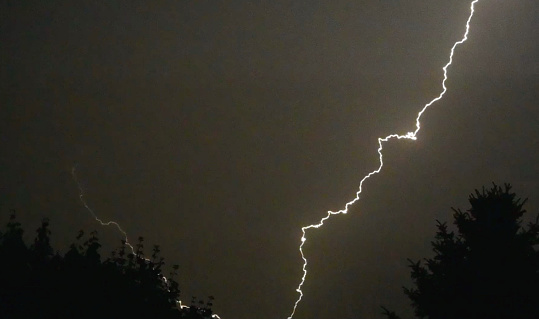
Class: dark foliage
0,214,214,319
383,183,539,319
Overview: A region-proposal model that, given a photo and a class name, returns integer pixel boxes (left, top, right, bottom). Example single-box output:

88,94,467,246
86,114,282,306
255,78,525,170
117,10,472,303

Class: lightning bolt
287,1,481,318
70,1,480,317
71,165,135,252
71,165,222,319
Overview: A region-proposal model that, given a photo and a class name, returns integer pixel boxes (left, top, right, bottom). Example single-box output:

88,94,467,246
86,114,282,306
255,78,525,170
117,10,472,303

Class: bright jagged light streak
72,165,222,319
71,165,135,252
287,1,481,318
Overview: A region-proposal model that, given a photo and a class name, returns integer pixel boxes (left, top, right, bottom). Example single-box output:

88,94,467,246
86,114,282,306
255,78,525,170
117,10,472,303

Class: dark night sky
1,1,538,318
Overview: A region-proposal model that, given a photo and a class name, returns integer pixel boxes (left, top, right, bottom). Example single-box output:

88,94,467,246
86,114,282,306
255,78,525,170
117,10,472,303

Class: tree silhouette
0,214,215,319
384,183,539,319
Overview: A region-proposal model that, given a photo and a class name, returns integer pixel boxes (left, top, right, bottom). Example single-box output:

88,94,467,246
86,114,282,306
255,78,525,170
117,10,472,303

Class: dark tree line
0,214,214,319
383,184,539,319
1,183,537,319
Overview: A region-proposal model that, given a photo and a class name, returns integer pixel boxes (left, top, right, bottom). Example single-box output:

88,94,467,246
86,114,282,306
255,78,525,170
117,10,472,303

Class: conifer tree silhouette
383,184,539,319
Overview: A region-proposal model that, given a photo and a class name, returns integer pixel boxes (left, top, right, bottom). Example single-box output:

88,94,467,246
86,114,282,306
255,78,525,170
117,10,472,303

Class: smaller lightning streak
71,165,222,319
287,1,480,318
71,165,134,252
